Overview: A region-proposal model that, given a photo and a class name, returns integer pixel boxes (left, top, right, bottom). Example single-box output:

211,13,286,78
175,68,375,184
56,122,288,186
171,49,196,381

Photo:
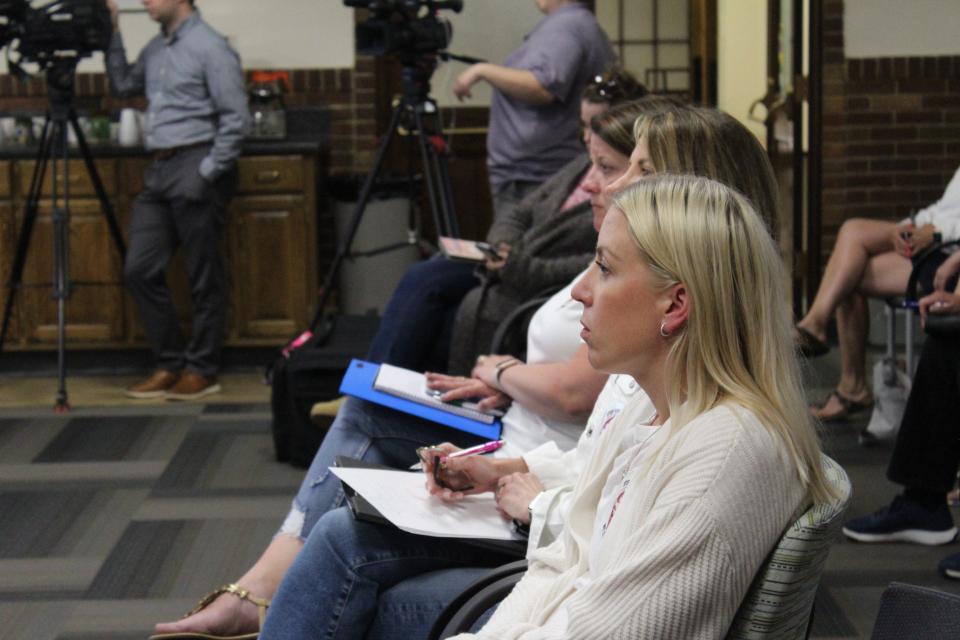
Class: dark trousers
887,334,960,494
365,256,477,372
124,146,236,378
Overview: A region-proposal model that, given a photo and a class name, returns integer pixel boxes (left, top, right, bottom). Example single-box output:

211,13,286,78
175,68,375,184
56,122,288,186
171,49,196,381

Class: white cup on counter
0,117,15,142
118,108,141,146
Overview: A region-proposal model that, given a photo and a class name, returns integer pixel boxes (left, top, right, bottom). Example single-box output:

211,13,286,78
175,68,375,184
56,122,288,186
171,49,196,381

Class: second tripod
0,58,126,411
306,53,460,345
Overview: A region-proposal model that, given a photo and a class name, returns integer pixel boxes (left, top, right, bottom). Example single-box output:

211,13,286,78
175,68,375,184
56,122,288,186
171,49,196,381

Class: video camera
343,0,463,57
0,0,112,73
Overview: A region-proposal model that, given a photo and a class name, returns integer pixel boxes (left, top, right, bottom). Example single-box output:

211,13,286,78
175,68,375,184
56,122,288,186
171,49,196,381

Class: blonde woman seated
444,174,835,638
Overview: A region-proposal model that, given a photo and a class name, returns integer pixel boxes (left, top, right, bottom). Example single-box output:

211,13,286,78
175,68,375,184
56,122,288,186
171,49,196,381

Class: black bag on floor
270,315,379,468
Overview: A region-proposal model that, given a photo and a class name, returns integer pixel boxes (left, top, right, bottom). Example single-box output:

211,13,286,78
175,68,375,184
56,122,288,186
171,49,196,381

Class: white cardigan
522,374,652,551
453,398,807,640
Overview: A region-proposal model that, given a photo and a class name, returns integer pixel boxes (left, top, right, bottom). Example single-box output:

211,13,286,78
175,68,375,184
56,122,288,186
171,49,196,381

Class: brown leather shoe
126,369,180,399
165,371,221,401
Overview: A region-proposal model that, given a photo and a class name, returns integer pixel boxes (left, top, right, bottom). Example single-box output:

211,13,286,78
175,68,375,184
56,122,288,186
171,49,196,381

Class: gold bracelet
495,359,521,388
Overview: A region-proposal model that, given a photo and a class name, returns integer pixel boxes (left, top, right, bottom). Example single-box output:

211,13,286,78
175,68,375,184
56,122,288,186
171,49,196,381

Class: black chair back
871,582,960,640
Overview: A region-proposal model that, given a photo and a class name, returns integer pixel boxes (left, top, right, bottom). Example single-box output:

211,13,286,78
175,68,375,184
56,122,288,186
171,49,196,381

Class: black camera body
0,0,112,68
344,0,463,57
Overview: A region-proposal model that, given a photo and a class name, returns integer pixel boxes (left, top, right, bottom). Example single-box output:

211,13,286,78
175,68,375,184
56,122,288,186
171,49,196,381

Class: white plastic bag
863,357,911,442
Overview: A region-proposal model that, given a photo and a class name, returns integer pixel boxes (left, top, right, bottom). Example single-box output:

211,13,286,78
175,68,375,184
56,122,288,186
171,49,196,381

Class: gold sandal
148,583,270,640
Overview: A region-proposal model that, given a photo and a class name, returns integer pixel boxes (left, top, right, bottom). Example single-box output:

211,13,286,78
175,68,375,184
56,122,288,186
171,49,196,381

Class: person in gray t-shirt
453,0,615,224
105,0,249,401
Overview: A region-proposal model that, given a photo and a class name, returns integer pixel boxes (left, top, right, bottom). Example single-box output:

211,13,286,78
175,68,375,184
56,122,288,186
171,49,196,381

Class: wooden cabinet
18,198,125,344
229,195,310,339
229,154,317,342
0,161,16,344
0,150,320,350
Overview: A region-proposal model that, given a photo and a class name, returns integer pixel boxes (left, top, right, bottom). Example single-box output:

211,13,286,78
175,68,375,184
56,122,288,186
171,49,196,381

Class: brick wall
820,0,960,252
0,60,378,177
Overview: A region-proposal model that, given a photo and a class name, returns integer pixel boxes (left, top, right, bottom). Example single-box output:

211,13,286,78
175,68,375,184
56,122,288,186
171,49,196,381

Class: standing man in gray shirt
105,0,249,400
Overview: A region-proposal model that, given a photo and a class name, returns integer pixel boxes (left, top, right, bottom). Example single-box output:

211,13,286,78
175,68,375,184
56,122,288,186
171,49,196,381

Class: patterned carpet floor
0,401,302,640
0,354,957,639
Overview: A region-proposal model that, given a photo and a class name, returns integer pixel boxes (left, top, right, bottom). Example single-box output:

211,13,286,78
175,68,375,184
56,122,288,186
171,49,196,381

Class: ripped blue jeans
261,507,506,640
278,396,486,540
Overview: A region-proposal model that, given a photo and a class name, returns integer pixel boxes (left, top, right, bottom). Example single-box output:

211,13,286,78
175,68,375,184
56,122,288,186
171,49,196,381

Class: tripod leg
69,109,126,258
51,119,71,412
0,117,55,353
412,104,459,238
412,107,450,238
306,99,407,339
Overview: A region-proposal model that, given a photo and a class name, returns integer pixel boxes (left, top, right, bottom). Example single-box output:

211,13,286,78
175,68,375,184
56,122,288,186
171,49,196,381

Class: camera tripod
0,58,126,412
304,53,460,347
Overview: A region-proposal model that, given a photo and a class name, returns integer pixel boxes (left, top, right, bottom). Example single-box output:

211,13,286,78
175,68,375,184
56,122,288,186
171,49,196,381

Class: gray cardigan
448,155,595,374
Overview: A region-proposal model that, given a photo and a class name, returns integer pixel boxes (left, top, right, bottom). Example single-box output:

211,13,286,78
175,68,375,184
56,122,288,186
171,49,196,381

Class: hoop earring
659,320,671,338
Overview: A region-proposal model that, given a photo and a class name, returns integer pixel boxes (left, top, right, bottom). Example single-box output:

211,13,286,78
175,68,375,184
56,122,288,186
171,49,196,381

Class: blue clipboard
338,359,503,440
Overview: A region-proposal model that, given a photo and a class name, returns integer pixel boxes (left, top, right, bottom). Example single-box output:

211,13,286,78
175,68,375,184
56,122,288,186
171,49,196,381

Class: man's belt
153,141,211,161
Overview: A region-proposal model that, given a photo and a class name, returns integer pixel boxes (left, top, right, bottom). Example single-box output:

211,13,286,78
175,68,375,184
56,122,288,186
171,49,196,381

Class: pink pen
441,439,505,463
409,439,505,470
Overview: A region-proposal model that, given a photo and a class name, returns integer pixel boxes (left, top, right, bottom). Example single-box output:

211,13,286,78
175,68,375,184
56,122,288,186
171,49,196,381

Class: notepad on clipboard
374,363,498,424
338,360,502,441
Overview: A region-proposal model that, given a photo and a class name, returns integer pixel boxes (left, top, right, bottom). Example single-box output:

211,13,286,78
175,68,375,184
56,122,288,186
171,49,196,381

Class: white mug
0,117,15,139
118,108,140,146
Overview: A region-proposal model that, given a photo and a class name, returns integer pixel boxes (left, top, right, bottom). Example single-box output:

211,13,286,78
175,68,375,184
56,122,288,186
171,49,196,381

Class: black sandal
794,326,830,358
811,390,873,423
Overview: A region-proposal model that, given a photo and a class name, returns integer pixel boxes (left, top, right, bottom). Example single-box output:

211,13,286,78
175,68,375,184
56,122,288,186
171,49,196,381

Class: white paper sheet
330,467,520,541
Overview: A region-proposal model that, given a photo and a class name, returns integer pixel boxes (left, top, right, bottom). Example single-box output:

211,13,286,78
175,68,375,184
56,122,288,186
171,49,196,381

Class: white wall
716,0,767,142
431,0,544,107
845,0,960,58
17,0,542,107
80,0,356,72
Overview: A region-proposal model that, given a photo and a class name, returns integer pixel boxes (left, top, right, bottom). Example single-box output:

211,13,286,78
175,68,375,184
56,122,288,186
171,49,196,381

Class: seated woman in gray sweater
365,68,647,374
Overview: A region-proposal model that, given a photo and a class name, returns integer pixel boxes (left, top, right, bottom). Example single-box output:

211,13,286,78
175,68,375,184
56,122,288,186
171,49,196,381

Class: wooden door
228,194,308,341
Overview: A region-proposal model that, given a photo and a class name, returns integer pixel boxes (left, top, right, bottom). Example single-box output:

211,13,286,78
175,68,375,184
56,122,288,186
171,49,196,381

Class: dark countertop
0,137,324,160
0,106,329,160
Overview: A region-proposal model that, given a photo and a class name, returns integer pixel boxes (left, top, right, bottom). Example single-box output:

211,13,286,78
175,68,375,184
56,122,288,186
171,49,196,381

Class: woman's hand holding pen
420,443,528,502
422,443,502,500
495,473,544,524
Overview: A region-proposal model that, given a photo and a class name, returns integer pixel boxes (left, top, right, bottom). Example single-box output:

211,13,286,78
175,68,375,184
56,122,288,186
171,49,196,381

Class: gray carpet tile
0,490,96,558
0,462,166,489
150,429,301,498
150,432,227,495
85,521,197,600
33,417,152,463
0,600,76,640
811,587,860,637
203,402,271,414
0,417,67,464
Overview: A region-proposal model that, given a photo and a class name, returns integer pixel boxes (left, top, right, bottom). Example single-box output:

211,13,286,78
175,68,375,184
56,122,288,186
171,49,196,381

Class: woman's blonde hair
614,174,834,503
635,106,782,241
